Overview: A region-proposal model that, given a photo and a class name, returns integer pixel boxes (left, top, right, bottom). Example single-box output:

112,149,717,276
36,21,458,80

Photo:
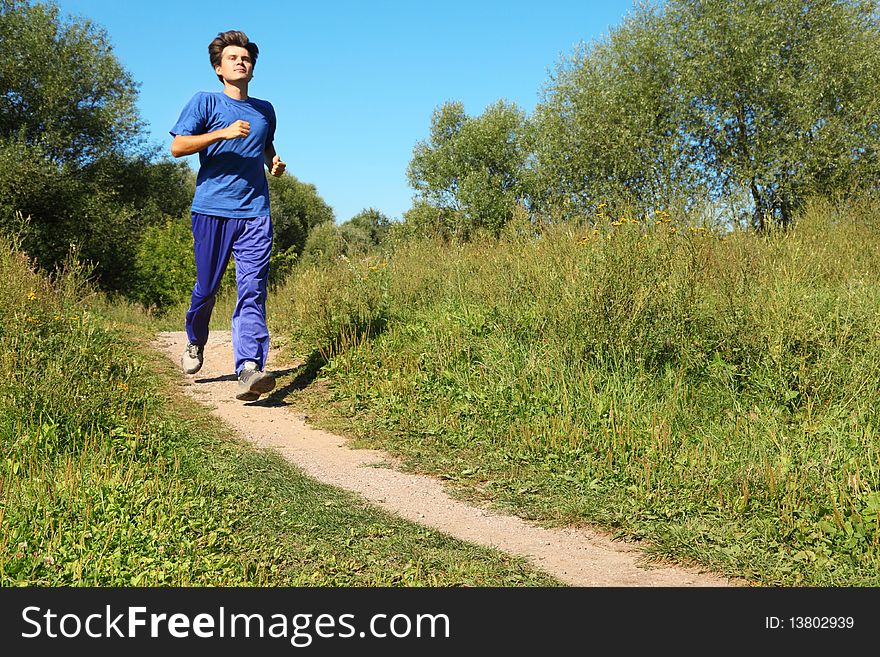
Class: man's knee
237,275,267,300
192,286,219,304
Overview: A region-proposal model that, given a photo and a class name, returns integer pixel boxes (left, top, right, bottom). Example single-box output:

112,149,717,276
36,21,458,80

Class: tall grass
273,197,880,585
0,237,558,586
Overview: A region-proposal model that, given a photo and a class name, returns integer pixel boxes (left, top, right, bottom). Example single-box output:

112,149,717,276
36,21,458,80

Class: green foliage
399,201,459,240
274,197,880,585
132,214,303,312
0,0,142,164
317,207,395,258
273,251,390,360
299,209,393,268
268,173,335,255
301,221,344,265
76,156,192,291
343,207,392,247
0,1,193,292
133,217,197,310
269,244,298,288
85,153,194,221
668,0,880,228
534,0,880,228
533,4,696,220
337,221,372,255
0,137,192,291
407,100,532,237
0,138,81,267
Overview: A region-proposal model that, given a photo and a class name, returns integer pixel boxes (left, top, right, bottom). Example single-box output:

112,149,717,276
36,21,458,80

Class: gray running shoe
236,361,276,401
181,343,204,374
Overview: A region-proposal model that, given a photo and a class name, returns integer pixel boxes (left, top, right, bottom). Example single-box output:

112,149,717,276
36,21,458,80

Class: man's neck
222,80,249,101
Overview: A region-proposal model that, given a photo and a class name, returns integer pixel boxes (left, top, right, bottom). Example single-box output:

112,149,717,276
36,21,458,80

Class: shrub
132,217,197,310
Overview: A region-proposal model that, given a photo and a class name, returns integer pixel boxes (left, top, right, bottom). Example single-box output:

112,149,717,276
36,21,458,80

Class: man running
170,30,285,401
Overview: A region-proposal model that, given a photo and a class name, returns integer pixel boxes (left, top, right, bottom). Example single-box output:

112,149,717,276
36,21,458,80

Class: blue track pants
185,212,272,375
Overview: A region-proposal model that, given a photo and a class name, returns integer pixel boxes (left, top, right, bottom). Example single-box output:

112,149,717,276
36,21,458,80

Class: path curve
151,331,741,587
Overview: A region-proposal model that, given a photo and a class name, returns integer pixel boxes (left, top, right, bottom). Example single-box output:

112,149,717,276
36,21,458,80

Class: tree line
407,0,880,235
2,0,879,302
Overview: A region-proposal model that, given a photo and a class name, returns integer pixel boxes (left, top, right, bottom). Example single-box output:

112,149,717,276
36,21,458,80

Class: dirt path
151,331,740,587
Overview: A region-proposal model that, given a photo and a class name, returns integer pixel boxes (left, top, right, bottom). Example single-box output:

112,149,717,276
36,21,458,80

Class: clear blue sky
52,0,635,223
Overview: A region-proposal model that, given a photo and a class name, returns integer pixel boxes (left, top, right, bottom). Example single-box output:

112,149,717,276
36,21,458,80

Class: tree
406,100,532,237
301,221,344,265
0,1,192,291
0,0,143,164
534,0,880,229
267,173,335,255
669,0,880,228
533,3,699,220
343,207,391,247
132,216,197,310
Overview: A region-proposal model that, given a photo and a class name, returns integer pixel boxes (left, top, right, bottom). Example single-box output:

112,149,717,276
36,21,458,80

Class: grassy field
6,196,879,587
271,197,880,586
0,238,559,586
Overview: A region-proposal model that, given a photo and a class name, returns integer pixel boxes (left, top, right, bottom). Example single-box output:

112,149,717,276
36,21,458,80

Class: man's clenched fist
270,154,286,177
224,120,250,139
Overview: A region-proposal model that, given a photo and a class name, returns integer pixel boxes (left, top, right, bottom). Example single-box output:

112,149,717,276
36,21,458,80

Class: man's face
215,45,254,83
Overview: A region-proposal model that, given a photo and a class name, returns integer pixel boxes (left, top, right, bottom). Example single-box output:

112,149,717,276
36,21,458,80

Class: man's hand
170,120,254,158
270,154,286,177
222,120,250,140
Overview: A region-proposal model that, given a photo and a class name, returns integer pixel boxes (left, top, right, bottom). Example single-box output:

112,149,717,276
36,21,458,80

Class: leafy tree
343,207,391,247
667,0,880,228
0,0,193,290
0,138,80,266
296,208,392,266
407,99,532,237
0,0,143,164
133,217,197,310
267,173,335,254
398,201,458,239
78,155,192,290
337,221,372,255
0,132,192,290
533,3,699,220
534,0,880,229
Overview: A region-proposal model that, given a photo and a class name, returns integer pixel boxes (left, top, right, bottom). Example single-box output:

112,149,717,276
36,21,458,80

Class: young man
170,30,285,401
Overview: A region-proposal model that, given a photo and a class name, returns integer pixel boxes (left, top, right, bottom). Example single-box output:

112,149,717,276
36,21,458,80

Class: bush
302,221,344,265
132,217,197,310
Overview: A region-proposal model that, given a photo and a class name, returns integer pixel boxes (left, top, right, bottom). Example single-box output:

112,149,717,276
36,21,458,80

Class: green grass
11,194,880,587
0,238,559,586
271,196,880,586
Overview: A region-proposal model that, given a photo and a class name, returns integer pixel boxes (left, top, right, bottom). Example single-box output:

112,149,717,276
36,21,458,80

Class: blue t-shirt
170,91,276,218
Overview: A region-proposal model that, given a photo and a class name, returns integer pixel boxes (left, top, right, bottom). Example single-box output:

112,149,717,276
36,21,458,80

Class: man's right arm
170,120,251,157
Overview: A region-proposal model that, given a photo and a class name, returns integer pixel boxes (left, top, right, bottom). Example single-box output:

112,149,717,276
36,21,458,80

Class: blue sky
52,0,635,223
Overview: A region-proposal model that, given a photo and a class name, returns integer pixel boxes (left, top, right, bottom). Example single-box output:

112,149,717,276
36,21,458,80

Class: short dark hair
208,30,259,82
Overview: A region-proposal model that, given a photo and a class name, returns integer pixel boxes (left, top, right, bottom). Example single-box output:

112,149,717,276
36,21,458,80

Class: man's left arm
264,143,286,177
